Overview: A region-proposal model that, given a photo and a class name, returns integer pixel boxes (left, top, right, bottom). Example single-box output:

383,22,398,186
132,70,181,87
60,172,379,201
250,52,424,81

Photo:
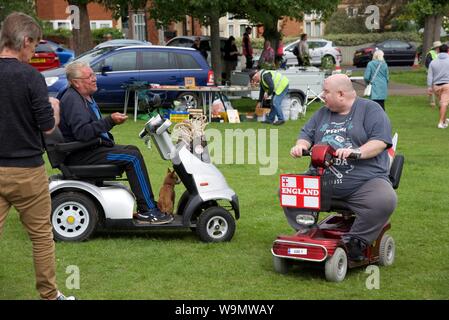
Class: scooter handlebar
139,128,148,139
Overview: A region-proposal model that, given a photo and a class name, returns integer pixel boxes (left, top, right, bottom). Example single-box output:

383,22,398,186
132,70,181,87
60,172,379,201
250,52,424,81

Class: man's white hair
65,61,90,84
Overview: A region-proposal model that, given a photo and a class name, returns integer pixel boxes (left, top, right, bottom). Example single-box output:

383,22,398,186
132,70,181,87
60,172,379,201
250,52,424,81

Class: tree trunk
432,15,443,42
209,10,222,85
422,16,434,65
262,16,281,62
422,14,442,65
68,1,94,56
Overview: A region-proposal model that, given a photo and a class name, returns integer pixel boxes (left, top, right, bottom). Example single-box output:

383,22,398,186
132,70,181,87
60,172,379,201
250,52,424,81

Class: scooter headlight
295,214,315,226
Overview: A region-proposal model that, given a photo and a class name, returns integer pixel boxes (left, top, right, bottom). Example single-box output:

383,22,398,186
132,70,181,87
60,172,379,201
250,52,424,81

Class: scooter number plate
288,248,308,255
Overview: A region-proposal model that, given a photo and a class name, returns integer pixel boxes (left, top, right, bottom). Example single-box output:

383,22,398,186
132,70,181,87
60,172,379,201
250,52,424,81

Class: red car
29,40,60,72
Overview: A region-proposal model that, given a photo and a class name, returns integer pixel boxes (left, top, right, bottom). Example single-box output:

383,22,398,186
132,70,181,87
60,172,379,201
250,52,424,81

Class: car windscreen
75,48,114,64
36,43,53,53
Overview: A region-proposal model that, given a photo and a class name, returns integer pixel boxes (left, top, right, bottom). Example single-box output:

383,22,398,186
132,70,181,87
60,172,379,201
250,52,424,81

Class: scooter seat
329,199,352,213
65,165,124,179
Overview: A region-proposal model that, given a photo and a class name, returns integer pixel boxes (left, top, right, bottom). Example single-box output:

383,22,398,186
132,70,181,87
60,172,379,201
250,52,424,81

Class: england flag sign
280,175,321,209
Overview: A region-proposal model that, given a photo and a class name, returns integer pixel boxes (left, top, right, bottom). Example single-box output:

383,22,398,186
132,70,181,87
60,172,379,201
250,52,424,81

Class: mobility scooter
44,96,239,243
271,143,404,282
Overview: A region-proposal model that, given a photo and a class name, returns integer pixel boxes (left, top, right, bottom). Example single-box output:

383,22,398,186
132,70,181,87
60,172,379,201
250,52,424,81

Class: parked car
43,40,75,65
353,40,417,67
94,39,152,50
282,38,342,67
43,45,214,109
29,40,61,72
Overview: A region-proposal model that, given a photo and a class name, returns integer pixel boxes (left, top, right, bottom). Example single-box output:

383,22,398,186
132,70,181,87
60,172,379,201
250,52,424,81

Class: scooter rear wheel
379,234,395,266
196,206,235,242
51,191,99,242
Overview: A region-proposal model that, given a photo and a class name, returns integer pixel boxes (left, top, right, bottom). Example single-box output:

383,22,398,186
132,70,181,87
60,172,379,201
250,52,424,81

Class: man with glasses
58,61,173,224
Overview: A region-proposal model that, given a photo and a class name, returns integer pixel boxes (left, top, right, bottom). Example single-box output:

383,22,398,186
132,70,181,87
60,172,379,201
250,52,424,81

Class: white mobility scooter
45,105,239,243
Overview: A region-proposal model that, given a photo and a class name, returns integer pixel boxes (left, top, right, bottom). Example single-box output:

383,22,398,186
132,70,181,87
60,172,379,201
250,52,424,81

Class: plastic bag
364,84,372,97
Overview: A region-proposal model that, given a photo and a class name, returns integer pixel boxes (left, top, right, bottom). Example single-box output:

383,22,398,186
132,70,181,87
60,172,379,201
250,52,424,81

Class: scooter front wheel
273,256,290,274
324,247,348,282
196,206,235,242
51,191,99,242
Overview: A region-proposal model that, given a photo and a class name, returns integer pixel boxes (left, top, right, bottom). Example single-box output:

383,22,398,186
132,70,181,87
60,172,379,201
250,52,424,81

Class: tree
66,0,148,56
407,0,449,65
149,0,240,84
236,0,339,55
0,0,37,24
66,0,94,56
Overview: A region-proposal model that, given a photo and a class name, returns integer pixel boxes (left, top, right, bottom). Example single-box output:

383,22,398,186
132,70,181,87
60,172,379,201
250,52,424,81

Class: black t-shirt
0,58,54,167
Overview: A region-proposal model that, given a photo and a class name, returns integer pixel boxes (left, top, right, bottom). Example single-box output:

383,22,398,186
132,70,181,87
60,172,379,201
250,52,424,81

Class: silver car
283,38,342,67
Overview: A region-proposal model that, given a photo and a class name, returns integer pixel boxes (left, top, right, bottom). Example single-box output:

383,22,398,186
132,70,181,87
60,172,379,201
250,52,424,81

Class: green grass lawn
349,67,427,87
1,95,448,300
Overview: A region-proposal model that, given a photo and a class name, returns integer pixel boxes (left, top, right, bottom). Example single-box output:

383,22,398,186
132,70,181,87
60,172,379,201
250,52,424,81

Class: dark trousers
373,99,385,110
67,145,156,212
245,55,253,69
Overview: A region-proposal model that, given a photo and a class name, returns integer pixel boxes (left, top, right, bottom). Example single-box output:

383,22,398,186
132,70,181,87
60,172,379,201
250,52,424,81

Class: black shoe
346,238,367,262
260,120,272,124
137,208,174,224
273,120,285,126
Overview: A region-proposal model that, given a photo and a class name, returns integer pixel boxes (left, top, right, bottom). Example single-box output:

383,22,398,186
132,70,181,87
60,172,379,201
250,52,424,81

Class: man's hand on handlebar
290,140,311,158
290,145,307,158
335,147,361,160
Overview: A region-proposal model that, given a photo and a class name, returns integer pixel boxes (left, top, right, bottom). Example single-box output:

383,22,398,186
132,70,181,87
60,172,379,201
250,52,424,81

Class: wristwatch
352,148,362,159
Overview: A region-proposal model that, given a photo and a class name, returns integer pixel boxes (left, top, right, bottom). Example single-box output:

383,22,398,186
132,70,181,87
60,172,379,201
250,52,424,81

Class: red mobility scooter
271,144,404,282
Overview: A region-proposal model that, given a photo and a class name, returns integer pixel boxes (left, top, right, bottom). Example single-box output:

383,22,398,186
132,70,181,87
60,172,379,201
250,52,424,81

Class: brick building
35,0,117,31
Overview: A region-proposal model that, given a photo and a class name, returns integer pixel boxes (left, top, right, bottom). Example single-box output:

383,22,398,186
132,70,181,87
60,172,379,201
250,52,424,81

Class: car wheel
177,92,199,109
289,93,305,118
51,192,99,242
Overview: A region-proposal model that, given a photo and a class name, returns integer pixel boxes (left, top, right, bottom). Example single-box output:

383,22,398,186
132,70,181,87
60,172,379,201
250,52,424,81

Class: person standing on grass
427,44,449,129
0,12,74,300
223,36,240,84
242,27,254,70
364,49,389,111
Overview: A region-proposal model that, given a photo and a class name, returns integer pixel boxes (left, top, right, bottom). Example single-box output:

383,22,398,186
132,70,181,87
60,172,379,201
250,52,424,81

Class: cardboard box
255,107,271,116
184,77,196,88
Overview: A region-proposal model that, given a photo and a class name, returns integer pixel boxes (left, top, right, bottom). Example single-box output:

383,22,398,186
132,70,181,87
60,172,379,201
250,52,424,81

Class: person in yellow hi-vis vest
250,69,289,125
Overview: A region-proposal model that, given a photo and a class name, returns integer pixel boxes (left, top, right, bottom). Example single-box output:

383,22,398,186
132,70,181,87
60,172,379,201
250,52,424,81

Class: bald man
289,74,397,261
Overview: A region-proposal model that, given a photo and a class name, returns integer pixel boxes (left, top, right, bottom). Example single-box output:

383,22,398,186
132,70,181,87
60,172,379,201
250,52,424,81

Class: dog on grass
157,168,179,215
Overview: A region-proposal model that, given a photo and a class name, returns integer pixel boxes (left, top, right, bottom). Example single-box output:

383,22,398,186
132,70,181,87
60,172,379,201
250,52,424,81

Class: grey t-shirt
299,97,392,198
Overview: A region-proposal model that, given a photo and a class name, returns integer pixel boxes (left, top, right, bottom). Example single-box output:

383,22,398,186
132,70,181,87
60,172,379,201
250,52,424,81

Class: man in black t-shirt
0,12,74,300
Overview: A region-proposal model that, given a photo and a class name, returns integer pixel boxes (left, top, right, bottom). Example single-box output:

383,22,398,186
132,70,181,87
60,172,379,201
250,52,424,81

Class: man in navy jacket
59,61,173,224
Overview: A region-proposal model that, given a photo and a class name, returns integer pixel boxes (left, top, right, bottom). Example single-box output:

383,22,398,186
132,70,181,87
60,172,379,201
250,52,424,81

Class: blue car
43,40,75,66
43,45,213,109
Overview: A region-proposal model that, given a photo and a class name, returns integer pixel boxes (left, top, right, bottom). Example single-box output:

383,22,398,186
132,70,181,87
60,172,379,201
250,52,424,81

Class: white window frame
133,13,146,41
